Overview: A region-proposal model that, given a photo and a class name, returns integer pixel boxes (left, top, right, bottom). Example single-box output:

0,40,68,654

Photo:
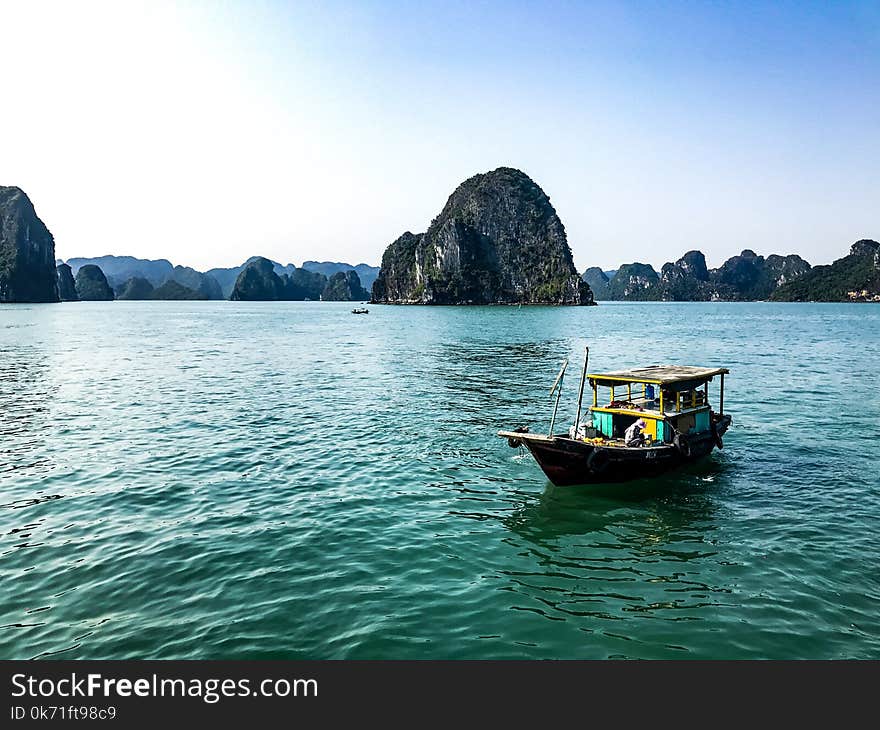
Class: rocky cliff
56,263,78,301
585,248,812,301
229,256,328,301
322,270,370,301
289,268,327,300
150,280,208,300
372,168,593,305
581,267,610,300
230,257,285,300
658,251,712,301
74,264,115,301
303,261,380,293
117,277,155,300
771,239,880,302
606,263,660,300
0,186,59,302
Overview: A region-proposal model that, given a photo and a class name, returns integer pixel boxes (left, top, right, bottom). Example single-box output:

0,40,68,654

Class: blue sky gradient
2,0,877,270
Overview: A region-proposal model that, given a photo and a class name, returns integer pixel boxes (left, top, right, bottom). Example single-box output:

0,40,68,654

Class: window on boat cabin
671,412,697,434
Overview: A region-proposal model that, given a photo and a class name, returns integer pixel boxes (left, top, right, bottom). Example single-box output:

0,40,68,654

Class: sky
1,0,878,271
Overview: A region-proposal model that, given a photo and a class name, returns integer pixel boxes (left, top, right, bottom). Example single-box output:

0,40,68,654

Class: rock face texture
372,168,593,305
206,263,248,299
712,250,811,300
56,263,78,301
322,270,370,301
606,263,661,300
117,277,155,300
289,267,327,300
303,261,381,293
213,257,327,300
763,254,812,291
586,248,812,301
658,251,712,301
772,239,880,302
230,257,285,300
0,186,59,302
74,264,115,301
581,267,610,300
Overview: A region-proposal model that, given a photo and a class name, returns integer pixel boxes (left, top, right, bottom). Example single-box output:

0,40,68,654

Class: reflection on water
486,469,731,639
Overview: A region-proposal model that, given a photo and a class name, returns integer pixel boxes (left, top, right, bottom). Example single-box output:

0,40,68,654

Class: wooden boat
499,348,731,486
351,307,369,314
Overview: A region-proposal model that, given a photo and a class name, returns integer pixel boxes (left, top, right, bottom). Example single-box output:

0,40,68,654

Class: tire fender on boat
587,447,610,473
711,421,724,450
674,433,692,458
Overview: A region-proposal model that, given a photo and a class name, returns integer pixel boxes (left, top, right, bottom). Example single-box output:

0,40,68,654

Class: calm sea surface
1,301,878,659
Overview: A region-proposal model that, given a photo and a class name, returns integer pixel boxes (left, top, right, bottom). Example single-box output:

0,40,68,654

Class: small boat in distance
351,307,369,314
499,348,731,486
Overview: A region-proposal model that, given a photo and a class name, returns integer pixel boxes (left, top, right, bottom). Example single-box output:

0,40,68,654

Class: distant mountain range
301,261,380,292
583,249,814,301
584,241,880,302
4,185,876,306
62,255,380,301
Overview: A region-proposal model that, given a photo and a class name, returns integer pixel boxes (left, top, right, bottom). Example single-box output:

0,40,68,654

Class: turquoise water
1,301,879,659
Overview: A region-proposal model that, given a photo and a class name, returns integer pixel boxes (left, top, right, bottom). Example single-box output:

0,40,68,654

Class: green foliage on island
302,261,380,292
0,186,59,302
584,249,813,302
372,167,593,305
606,262,661,301
770,240,880,302
581,267,610,300
321,270,370,301
229,256,330,301
74,264,115,301
290,268,327,300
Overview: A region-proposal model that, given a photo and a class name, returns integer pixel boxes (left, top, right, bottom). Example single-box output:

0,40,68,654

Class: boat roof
588,365,729,386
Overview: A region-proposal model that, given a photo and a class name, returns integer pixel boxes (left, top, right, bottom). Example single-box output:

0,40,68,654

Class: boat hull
501,415,731,487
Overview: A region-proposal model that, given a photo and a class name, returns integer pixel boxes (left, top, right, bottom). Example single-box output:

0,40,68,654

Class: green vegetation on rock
771,240,880,302
372,167,594,305
322,270,370,301
229,256,329,301
74,265,115,301
581,267,610,300
585,248,813,301
0,186,59,302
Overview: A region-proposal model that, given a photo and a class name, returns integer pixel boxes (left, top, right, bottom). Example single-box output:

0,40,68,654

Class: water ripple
0,300,878,658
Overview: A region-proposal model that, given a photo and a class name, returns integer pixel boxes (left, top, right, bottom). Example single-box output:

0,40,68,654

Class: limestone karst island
3,176,877,305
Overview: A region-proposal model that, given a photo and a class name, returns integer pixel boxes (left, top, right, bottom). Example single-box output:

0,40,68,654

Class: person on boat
624,419,647,447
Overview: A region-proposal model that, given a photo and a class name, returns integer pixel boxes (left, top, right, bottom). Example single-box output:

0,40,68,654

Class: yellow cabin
587,365,728,445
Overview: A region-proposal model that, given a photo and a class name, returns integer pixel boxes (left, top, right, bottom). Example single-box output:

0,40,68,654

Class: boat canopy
588,365,729,388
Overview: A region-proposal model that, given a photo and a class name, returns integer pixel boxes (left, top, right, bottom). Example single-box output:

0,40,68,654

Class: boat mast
572,346,589,433
548,359,568,436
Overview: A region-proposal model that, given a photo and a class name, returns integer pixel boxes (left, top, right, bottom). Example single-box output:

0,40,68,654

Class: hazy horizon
3,0,878,272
